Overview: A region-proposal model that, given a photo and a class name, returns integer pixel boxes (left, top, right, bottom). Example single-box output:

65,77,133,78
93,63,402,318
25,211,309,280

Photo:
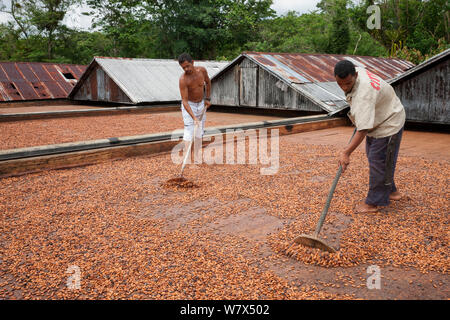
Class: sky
272,0,321,15
0,0,322,31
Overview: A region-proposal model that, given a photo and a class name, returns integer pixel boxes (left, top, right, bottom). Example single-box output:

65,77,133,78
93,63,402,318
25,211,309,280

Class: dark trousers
365,127,404,206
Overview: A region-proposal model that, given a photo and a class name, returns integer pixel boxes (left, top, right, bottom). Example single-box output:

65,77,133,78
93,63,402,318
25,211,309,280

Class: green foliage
327,0,351,54
390,38,449,65
0,0,447,64
348,0,449,62
141,0,275,60
245,11,331,54
0,24,19,60
85,0,148,57
245,4,386,58
53,27,114,64
349,27,387,57
0,0,83,60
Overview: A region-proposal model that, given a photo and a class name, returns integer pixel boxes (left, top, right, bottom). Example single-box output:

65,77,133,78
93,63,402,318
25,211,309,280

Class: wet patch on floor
207,207,286,242
132,198,222,230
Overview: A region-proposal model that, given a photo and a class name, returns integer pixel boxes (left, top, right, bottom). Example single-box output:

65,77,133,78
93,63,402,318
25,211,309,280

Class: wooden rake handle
180,105,207,176
313,128,357,236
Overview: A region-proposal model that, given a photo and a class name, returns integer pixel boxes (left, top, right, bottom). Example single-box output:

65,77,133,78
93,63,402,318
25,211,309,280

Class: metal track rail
0,114,335,161
0,115,349,178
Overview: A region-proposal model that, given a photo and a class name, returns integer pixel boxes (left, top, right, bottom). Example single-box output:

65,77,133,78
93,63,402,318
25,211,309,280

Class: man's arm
179,77,197,121
201,67,211,109
339,129,368,173
340,79,376,173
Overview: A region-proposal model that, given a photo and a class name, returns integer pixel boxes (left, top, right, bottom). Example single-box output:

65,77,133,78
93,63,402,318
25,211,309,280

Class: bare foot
354,202,378,214
389,191,402,201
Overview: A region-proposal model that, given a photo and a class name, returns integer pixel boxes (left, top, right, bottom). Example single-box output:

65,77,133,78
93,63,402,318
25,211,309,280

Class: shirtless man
178,53,211,164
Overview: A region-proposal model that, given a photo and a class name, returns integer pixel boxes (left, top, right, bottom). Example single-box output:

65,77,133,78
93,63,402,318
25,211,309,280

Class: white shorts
181,100,207,141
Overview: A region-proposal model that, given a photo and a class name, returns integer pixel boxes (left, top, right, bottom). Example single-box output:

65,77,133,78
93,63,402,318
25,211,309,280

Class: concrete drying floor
1,126,448,300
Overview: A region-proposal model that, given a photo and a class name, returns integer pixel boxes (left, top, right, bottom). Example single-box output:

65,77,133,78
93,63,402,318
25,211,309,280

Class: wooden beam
0,140,179,178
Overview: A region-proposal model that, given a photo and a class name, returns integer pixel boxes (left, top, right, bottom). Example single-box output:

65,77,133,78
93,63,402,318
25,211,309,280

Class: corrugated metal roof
212,52,415,114
246,52,414,83
389,48,450,85
69,57,229,104
0,62,86,102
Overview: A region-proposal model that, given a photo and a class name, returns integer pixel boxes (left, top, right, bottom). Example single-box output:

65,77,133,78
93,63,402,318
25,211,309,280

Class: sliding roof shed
69,57,228,105
211,52,415,115
389,49,449,125
0,61,86,102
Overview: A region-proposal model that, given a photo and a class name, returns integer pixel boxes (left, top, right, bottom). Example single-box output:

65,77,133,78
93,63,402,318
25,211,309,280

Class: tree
219,0,275,58
85,0,147,57
348,0,449,62
0,23,20,60
0,0,33,39
245,11,331,54
0,0,82,60
1,0,447,64
54,27,113,63
140,0,274,59
318,0,350,54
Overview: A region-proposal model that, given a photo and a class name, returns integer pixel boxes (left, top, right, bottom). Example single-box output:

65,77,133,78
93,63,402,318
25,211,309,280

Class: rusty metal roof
212,52,415,114
244,51,414,83
0,62,86,102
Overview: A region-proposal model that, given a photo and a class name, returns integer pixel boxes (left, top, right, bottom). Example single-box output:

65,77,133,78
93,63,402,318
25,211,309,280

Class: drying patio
0,126,448,299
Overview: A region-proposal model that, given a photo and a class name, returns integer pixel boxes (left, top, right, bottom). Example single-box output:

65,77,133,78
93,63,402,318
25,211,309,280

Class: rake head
292,234,336,253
